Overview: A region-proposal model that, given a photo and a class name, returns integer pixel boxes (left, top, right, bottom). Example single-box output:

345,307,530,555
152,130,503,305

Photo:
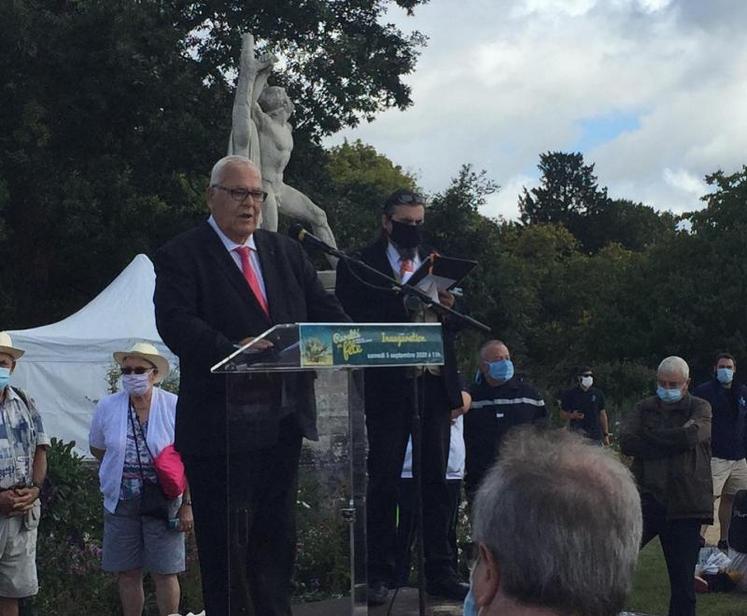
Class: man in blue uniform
694,352,747,549
464,340,546,501
560,366,610,446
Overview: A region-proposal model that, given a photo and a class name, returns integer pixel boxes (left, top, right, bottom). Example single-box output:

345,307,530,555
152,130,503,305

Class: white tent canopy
8,254,177,457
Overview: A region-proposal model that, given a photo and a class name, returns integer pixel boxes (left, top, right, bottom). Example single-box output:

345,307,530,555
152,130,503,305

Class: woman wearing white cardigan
89,342,191,616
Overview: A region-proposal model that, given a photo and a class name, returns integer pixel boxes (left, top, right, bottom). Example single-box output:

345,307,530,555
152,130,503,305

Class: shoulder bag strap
128,399,150,484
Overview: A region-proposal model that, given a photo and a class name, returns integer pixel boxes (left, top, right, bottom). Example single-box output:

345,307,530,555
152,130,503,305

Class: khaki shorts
712,457,747,497
0,504,39,599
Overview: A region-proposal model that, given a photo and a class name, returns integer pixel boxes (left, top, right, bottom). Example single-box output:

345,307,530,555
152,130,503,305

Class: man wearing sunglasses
560,366,610,446
154,155,349,616
336,188,469,604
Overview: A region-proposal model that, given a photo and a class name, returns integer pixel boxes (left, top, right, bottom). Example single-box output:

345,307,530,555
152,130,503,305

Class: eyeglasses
121,367,154,375
211,185,268,203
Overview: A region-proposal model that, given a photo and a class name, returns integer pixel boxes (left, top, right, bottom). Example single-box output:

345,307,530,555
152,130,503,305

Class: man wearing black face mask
336,189,469,605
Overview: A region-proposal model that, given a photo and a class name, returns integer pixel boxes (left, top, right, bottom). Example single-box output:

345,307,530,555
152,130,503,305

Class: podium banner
298,323,444,368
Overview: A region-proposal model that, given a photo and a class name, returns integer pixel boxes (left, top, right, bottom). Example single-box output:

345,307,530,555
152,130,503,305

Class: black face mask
389,219,423,249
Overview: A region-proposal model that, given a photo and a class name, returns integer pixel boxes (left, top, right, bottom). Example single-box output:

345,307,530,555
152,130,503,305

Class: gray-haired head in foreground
657,355,689,380
209,155,259,186
472,427,642,616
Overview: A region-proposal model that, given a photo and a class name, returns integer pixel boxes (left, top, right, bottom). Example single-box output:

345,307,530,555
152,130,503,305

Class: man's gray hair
472,428,642,616
657,355,689,380
209,155,258,186
478,339,508,359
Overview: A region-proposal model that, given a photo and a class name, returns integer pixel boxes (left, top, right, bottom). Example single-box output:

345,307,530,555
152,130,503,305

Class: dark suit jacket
335,237,463,411
153,222,350,456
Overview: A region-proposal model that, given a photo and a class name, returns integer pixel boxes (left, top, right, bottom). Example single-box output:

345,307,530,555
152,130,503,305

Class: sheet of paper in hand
406,254,478,300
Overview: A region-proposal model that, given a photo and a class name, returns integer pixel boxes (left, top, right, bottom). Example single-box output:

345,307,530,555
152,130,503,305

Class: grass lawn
625,539,747,616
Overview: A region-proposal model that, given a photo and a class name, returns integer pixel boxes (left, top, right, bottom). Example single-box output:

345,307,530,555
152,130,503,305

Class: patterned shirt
119,407,158,501
0,386,50,490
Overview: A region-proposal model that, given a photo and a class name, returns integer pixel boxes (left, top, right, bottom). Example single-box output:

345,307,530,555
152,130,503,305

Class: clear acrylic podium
211,322,445,615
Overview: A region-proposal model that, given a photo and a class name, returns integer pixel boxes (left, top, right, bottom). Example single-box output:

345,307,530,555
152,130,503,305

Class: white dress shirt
386,241,421,283
207,215,268,299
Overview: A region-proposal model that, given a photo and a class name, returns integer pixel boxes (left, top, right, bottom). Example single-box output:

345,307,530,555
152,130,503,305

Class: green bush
33,438,118,614
294,451,351,602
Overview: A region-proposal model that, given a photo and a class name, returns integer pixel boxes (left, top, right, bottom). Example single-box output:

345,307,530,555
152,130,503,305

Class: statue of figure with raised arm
228,33,276,167
228,34,339,265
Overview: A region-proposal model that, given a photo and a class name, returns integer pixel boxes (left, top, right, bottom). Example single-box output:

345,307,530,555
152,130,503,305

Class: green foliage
294,462,350,601
519,151,608,226
33,439,117,613
519,152,676,253
175,0,428,138
415,159,747,421
321,139,418,250
0,0,429,329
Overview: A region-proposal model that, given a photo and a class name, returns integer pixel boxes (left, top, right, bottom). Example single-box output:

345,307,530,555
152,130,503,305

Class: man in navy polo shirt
560,366,610,446
464,340,546,502
694,352,747,549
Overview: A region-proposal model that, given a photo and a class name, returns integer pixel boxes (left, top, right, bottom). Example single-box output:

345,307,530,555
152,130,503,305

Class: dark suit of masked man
335,189,469,604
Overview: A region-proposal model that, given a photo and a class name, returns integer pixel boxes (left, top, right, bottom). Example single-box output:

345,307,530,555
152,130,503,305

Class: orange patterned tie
399,257,414,280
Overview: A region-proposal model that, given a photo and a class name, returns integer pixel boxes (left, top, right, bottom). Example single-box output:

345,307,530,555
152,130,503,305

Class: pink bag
153,444,186,499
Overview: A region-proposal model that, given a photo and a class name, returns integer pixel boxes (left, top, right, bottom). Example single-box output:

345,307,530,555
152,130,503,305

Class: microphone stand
300,235,490,616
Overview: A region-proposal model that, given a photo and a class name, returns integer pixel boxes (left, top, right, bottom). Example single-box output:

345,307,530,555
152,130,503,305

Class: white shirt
401,415,465,480
89,388,178,513
207,215,268,299
386,241,421,284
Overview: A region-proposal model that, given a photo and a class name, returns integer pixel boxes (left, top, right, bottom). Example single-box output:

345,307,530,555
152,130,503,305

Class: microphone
288,223,338,255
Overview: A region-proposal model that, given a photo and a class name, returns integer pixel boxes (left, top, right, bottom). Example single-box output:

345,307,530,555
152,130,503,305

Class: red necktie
234,246,270,318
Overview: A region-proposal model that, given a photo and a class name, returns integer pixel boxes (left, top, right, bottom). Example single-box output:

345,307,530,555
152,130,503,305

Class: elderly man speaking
621,356,713,616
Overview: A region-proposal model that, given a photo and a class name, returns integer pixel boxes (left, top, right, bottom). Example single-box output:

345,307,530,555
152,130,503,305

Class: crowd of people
0,154,743,616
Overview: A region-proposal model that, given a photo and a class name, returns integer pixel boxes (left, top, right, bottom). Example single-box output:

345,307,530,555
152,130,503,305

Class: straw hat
0,332,24,361
113,342,170,382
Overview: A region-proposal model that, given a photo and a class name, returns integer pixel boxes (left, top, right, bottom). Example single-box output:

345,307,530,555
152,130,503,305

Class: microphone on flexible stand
287,223,342,257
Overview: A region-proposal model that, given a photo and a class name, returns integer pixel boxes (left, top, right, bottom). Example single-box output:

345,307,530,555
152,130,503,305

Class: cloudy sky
325,0,747,220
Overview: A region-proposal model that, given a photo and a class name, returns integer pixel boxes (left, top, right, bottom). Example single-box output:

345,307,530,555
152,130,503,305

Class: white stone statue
228,34,338,265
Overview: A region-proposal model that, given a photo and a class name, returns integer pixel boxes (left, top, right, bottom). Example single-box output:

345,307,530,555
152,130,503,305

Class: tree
172,0,429,139
0,0,430,327
320,139,415,249
579,198,677,252
519,152,608,227
519,151,677,253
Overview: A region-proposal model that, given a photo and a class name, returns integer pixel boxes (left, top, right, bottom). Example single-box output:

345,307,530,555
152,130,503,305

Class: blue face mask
657,385,683,404
488,359,514,383
0,367,10,390
717,368,734,385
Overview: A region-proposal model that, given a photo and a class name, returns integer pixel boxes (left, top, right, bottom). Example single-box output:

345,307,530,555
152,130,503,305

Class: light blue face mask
488,359,514,383
657,385,683,404
0,367,10,390
717,368,734,385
